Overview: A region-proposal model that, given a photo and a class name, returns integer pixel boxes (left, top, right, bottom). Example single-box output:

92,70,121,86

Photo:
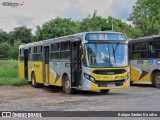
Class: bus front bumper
81,77,130,91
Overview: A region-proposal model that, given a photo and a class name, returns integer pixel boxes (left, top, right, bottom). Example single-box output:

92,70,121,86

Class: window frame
28,46,42,61
148,41,160,59
131,42,148,60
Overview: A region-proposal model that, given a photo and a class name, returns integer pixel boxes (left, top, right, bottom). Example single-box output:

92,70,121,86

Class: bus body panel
49,61,71,86
81,76,129,90
18,62,24,79
49,68,62,86
49,68,56,85
130,65,151,82
90,80,129,90
130,59,160,82
129,36,160,85
28,61,43,83
90,67,129,81
81,66,129,90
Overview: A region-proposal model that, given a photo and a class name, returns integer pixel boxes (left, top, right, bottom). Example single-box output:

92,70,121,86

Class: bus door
43,46,49,85
71,42,82,87
24,49,28,80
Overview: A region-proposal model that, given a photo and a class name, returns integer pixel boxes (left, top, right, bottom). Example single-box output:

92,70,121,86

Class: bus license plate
107,83,115,87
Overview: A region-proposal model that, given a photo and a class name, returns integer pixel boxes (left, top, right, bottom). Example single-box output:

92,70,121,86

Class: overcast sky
0,0,137,33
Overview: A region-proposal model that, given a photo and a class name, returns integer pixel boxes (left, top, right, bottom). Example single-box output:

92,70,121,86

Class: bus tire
153,72,160,88
63,76,74,94
31,73,39,88
100,89,110,93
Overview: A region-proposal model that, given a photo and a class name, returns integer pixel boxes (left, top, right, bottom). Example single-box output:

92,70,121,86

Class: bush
0,42,11,58
8,40,22,59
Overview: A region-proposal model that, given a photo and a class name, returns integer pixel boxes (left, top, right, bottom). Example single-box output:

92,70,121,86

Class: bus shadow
130,83,154,88
38,85,63,93
74,90,126,96
36,85,126,96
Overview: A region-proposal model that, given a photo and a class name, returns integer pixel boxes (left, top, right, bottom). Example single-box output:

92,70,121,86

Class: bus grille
95,80,124,87
93,69,126,75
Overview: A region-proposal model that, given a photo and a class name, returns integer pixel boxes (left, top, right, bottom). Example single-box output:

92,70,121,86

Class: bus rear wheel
63,76,74,94
153,72,160,88
31,73,39,88
100,89,110,93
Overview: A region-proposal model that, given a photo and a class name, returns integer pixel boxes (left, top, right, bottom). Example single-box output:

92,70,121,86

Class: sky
0,0,137,33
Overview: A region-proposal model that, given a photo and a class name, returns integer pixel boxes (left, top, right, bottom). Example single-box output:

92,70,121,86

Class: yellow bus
18,32,130,94
129,35,160,88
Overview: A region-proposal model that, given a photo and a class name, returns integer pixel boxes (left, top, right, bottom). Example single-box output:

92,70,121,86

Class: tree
34,25,43,41
0,32,9,44
35,18,79,41
0,42,11,58
108,17,135,38
80,16,107,31
12,26,32,44
80,16,135,38
7,31,15,46
129,0,160,37
8,40,23,59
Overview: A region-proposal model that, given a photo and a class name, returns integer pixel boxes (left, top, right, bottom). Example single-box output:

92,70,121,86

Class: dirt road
0,83,159,112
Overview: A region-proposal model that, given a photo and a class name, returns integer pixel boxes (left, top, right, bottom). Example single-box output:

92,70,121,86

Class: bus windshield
85,43,128,67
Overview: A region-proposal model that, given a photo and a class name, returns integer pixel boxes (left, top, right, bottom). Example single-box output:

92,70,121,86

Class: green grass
0,60,29,86
0,78,29,86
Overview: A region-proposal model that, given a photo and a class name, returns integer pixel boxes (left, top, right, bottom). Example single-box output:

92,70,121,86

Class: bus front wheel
31,73,39,88
100,89,110,93
153,72,160,88
63,76,74,94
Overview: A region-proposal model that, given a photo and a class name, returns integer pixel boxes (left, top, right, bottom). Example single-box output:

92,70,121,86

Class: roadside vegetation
0,60,29,85
0,0,159,85
1,0,160,60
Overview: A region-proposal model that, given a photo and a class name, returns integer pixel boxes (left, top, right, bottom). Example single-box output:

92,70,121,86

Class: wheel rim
64,78,71,93
32,75,35,86
156,76,160,85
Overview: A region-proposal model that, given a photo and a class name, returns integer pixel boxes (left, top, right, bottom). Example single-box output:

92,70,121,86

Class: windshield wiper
107,45,112,67
111,43,120,66
112,45,116,66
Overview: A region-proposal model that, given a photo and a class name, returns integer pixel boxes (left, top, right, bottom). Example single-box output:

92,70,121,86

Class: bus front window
85,43,128,68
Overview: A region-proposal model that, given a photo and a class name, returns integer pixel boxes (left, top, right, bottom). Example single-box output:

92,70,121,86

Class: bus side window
20,48,24,61
149,42,155,58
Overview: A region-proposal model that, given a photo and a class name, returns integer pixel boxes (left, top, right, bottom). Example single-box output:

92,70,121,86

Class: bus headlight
84,73,90,79
84,73,95,82
125,74,130,81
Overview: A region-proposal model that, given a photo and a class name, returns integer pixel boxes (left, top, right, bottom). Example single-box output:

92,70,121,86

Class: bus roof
19,31,126,49
129,35,160,44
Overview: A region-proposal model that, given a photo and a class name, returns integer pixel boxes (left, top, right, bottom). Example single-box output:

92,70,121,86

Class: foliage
129,0,160,37
0,40,22,59
0,78,28,86
0,60,18,77
12,26,32,44
0,32,9,44
80,16,105,31
35,17,79,41
0,60,29,86
8,40,23,59
0,42,11,58
0,16,137,59
80,16,135,38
